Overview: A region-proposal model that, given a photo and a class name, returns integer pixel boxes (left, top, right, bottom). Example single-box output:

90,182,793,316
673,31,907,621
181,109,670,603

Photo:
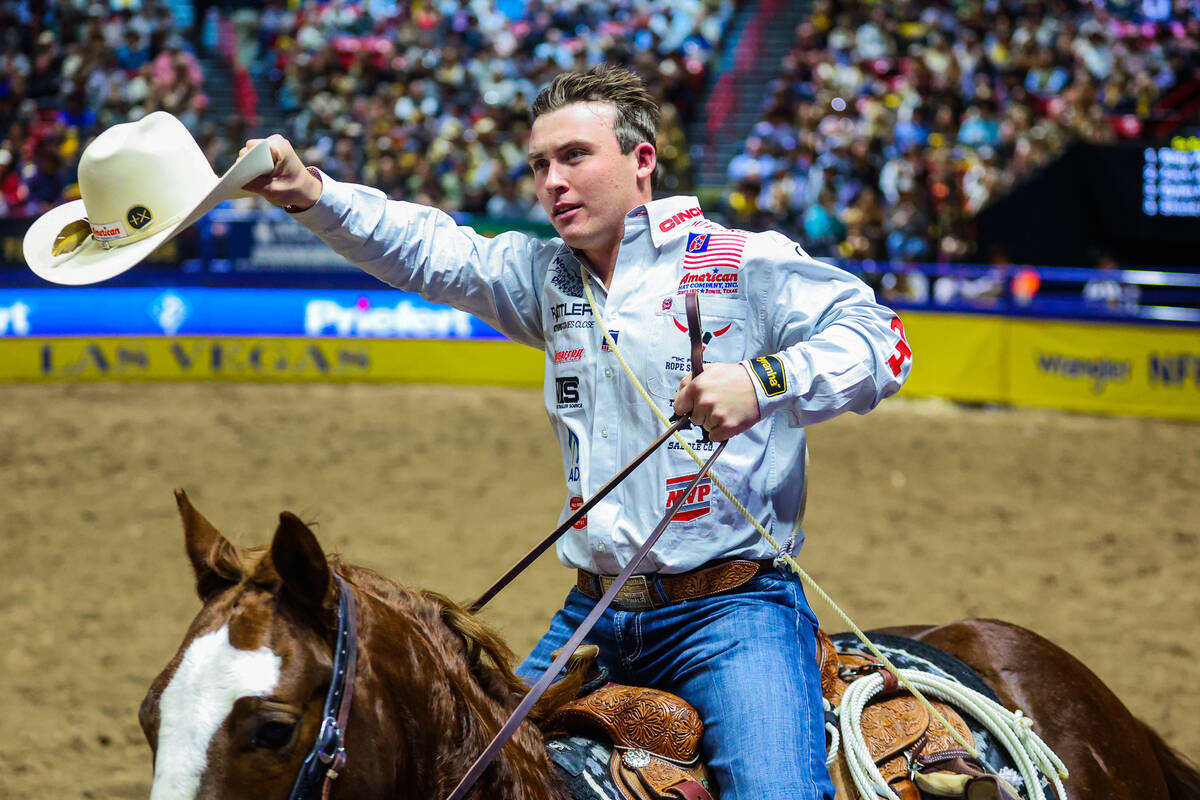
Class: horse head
140,490,571,800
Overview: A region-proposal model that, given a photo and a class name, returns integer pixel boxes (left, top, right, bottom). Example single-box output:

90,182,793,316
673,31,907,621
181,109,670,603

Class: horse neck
344,571,570,800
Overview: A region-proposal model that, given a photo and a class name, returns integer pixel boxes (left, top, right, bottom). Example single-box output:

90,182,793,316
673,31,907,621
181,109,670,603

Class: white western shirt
294,178,913,574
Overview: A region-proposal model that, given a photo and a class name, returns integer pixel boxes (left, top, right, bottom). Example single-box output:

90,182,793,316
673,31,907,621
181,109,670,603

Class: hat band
53,208,187,260
89,208,185,251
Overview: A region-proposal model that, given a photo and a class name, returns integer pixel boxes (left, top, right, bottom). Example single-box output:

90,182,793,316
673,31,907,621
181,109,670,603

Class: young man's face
528,101,654,255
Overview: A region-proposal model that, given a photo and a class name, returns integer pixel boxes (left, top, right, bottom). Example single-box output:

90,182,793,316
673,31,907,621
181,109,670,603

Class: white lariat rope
834,670,1069,800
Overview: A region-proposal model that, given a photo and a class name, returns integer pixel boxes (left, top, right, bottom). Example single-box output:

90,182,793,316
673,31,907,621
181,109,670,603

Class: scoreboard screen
1143,145,1200,219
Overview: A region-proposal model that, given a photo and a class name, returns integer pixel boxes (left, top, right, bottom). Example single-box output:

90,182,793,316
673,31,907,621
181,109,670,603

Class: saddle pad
546,735,624,800
830,633,1049,800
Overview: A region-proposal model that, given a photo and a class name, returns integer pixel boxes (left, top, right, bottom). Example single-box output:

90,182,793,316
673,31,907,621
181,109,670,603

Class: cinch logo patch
665,474,712,522
554,348,584,363
659,206,703,232
749,355,787,397
601,330,619,351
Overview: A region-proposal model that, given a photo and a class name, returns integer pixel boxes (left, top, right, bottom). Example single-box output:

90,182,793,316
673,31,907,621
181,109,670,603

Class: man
243,65,912,800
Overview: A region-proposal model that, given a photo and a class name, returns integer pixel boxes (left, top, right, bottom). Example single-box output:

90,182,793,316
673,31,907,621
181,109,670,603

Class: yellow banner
899,312,1200,421
4,318,1198,420
0,337,544,385
898,312,1007,403
1007,318,1200,420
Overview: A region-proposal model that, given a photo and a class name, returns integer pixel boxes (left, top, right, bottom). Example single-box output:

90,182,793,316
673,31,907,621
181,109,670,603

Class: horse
140,490,1200,800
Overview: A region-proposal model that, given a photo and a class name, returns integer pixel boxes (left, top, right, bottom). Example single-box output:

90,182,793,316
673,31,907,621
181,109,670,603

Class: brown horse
140,491,1200,800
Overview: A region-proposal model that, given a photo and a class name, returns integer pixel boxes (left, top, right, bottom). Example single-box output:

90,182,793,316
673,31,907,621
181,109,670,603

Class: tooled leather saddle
544,681,714,800
543,632,1019,800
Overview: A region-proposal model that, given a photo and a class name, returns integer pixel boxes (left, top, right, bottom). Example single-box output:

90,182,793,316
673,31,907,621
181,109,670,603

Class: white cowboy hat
23,111,274,285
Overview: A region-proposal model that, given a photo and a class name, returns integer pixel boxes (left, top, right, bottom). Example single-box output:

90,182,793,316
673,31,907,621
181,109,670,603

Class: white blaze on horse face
149,625,281,800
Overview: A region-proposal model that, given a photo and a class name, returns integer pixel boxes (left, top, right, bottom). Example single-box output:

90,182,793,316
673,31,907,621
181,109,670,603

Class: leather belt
576,558,775,611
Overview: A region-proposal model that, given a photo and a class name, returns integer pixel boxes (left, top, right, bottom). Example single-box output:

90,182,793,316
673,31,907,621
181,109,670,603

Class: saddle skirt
544,683,714,800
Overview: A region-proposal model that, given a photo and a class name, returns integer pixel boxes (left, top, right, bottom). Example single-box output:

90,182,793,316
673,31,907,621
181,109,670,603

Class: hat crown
78,112,217,243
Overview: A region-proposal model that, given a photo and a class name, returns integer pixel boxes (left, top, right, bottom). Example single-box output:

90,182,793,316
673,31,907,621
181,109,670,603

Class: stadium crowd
1,0,1196,272
0,0,209,217
234,0,732,216
1,0,734,221
723,0,1200,263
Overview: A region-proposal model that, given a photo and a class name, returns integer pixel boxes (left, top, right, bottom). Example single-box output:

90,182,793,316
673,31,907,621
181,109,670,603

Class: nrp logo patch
665,474,712,522
749,354,787,397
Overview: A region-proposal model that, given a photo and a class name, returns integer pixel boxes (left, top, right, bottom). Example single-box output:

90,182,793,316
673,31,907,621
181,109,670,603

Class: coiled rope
834,670,1069,800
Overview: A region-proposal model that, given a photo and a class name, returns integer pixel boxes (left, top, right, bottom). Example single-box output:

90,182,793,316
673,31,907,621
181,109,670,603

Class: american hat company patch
749,355,787,397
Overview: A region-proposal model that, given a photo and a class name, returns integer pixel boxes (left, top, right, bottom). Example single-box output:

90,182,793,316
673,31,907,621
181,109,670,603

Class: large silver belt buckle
600,575,653,610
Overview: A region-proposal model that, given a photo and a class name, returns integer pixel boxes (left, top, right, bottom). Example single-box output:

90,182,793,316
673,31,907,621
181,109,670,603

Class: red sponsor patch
665,474,712,522
569,496,587,530
554,348,584,363
677,270,739,294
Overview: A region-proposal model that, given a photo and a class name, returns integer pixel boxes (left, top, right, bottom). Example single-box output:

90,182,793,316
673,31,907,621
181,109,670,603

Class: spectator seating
723,0,1200,262
0,0,209,217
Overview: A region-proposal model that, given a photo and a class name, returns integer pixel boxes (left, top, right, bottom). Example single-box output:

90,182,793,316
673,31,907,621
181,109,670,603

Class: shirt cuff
740,354,793,419
286,167,352,232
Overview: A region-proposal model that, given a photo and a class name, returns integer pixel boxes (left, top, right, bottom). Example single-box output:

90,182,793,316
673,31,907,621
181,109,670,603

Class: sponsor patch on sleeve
749,355,787,397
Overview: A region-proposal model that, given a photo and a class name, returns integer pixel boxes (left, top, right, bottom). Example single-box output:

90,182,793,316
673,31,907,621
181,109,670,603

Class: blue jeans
517,569,835,800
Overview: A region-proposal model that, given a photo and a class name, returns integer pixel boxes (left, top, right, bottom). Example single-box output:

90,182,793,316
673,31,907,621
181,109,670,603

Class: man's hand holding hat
239,135,324,213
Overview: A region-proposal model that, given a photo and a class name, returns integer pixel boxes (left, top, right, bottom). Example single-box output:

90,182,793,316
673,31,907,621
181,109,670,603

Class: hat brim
23,140,275,286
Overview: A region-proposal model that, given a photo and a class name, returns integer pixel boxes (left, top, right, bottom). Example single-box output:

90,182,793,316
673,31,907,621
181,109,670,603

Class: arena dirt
1,382,1197,798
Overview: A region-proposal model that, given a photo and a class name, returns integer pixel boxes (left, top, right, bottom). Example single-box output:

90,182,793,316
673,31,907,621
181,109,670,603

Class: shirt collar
629,196,706,249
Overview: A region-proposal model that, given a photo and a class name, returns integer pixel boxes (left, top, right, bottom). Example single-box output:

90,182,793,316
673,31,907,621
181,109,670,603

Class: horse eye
252,720,297,750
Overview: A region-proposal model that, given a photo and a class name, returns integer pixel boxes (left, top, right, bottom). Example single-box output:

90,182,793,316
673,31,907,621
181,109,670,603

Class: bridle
285,293,721,800
288,574,359,800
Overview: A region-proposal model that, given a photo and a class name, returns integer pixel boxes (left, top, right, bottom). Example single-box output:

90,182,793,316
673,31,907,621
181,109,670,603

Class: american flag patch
683,231,747,271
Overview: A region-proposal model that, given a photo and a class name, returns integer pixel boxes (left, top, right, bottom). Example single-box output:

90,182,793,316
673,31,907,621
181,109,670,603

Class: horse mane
334,563,583,724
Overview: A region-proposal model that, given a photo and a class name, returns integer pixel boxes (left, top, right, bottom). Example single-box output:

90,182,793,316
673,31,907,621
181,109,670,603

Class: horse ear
175,488,238,601
270,512,334,623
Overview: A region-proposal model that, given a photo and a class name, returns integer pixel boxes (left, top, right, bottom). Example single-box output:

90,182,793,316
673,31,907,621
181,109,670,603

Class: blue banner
0,288,504,339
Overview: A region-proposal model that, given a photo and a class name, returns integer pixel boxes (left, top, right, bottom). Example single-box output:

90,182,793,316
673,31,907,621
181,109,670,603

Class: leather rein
286,293,720,800
445,291,727,800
